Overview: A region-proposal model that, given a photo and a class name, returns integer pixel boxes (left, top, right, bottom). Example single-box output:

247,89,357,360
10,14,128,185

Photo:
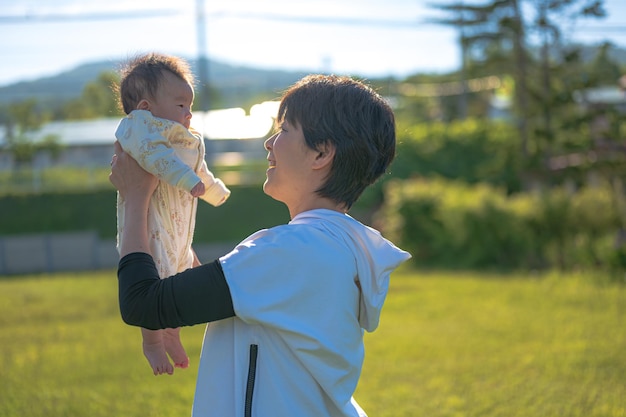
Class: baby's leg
163,327,189,369
141,328,174,375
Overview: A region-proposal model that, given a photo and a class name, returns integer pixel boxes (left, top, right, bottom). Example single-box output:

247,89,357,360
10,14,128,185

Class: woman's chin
262,180,272,197
262,182,284,204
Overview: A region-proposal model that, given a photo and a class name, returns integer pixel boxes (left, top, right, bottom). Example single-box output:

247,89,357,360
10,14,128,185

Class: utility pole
196,0,210,112
457,1,468,120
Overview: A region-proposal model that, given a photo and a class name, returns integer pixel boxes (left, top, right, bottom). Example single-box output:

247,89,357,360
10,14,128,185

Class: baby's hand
190,181,205,197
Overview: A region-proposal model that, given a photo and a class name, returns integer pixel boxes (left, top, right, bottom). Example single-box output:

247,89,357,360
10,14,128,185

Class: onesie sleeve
117,252,235,329
197,158,231,206
115,110,201,192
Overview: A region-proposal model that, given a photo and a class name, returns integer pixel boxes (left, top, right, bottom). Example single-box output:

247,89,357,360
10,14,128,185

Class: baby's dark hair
117,53,194,114
277,74,396,209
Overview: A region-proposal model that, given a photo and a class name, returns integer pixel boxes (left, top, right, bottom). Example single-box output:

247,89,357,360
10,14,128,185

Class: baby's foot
163,328,190,369
143,340,174,376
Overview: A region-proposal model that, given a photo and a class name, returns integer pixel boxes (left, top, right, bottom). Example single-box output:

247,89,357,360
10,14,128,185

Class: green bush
0,185,290,244
391,119,523,193
0,190,117,237
380,178,535,269
194,185,289,242
381,178,624,272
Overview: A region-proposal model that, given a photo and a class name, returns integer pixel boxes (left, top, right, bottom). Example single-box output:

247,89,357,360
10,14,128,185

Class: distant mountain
0,58,310,108
2,43,624,110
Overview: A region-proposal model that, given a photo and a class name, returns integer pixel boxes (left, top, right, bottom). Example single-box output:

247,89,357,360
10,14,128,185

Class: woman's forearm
119,193,152,257
110,139,157,258
118,253,235,329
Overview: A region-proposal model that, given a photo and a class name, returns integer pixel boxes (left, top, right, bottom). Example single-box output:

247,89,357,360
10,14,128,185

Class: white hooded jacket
192,209,411,417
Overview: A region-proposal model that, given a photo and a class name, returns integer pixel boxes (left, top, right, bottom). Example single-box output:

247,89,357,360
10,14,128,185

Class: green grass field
0,268,624,417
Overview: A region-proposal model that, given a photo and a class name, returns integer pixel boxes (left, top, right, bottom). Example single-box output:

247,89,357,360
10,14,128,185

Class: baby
115,52,230,375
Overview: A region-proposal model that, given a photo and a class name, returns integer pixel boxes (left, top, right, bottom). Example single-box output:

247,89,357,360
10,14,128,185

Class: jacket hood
291,209,411,332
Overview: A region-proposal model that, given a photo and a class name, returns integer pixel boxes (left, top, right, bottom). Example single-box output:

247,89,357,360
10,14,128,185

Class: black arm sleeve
117,252,235,330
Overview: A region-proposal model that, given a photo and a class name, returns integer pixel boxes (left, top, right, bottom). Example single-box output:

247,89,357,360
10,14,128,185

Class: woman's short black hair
277,74,396,209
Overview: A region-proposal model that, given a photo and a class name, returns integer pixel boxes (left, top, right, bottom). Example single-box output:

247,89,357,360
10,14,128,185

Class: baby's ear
137,99,150,110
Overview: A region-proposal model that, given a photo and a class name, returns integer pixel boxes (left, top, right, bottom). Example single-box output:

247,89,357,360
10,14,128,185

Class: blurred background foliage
1,0,625,275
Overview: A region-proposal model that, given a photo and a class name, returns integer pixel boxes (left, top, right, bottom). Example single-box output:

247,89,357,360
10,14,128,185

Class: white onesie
115,109,230,277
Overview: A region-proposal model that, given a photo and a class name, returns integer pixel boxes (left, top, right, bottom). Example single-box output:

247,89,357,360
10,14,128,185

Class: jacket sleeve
117,252,235,329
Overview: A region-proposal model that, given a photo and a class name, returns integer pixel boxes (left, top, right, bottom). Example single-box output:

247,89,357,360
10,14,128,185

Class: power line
0,9,181,23
399,75,502,97
0,10,437,29
208,11,428,29
575,25,626,32
2,10,625,34
212,12,626,33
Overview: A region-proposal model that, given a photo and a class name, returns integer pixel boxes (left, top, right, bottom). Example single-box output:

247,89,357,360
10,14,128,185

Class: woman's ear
312,142,335,170
137,99,150,110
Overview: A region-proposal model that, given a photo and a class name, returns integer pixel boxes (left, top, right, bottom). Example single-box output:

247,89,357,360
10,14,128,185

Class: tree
3,98,62,169
587,41,623,86
529,0,606,165
427,0,607,187
62,71,122,120
427,0,532,181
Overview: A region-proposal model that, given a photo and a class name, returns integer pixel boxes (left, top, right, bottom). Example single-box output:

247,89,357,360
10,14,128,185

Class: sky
0,0,625,88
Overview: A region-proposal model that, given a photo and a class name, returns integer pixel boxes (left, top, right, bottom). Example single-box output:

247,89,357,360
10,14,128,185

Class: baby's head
118,53,195,128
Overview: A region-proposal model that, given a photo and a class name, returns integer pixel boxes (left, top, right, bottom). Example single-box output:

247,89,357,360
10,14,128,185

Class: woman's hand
109,141,158,200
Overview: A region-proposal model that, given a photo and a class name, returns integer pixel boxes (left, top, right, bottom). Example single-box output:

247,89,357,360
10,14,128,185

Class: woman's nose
264,133,277,151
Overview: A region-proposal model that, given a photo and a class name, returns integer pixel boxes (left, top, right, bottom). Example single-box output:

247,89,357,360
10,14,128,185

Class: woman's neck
287,197,346,219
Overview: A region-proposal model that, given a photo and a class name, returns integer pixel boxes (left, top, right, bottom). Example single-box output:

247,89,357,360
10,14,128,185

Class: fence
0,231,235,275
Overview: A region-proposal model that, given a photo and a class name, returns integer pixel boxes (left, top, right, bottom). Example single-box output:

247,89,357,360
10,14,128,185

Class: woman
111,74,411,417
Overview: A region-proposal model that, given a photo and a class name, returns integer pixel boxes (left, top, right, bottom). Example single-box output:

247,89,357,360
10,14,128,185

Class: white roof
572,87,626,105
3,101,280,146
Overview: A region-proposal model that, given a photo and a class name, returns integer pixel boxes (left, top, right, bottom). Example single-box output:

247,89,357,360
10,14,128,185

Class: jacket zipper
244,344,259,417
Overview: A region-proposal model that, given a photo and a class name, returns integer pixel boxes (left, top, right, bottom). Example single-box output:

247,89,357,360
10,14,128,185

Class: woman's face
263,119,319,206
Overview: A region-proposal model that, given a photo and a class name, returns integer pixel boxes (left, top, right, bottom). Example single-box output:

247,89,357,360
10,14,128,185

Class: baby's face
149,70,194,129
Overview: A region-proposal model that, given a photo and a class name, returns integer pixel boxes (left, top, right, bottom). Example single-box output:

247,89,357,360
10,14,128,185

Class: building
0,101,279,170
